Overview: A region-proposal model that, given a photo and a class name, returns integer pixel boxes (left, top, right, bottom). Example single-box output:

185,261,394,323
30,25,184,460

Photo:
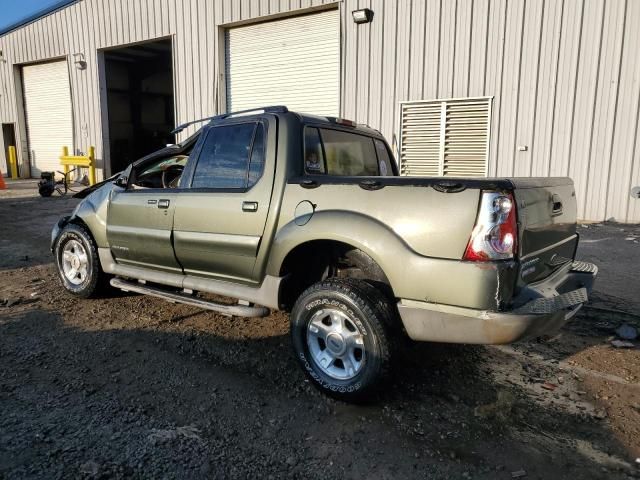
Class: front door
173,119,274,283
106,153,189,273
107,190,181,272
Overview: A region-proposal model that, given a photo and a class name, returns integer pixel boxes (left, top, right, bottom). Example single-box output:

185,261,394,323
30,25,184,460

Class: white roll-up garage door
22,60,73,177
225,9,340,116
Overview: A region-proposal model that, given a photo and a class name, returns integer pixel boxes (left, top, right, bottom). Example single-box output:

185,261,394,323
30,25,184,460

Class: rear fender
267,210,518,310
267,211,408,281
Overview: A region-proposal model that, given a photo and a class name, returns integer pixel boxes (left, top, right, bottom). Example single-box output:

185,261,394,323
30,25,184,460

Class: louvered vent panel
399,97,491,177
443,99,490,176
399,102,441,176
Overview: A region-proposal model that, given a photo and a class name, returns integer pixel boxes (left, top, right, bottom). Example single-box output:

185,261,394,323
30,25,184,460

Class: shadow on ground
0,194,78,271
0,304,635,479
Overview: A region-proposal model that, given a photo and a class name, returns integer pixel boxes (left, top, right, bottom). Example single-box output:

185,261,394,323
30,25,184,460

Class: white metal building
0,0,638,222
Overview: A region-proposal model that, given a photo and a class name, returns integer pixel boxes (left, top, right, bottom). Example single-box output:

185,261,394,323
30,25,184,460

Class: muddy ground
1,180,639,479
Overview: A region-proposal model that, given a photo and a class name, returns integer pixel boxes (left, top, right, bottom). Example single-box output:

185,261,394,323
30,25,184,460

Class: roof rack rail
223,105,289,119
170,106,288,134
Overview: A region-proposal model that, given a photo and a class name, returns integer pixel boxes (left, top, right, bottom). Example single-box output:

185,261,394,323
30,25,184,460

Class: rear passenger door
172,119,274,283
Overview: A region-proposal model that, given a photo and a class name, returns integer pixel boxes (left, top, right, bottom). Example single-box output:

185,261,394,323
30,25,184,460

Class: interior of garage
2,124,16,176
103,39,175,173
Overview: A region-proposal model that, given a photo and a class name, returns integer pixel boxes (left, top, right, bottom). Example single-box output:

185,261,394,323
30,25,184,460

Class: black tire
38,184,54,197
54,223,108,298
290,278,392,402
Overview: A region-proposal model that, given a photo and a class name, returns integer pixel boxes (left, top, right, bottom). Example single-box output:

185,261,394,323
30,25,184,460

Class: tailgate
511,177,578,284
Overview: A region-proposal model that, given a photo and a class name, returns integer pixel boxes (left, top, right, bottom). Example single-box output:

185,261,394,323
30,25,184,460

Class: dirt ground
1,179,639,479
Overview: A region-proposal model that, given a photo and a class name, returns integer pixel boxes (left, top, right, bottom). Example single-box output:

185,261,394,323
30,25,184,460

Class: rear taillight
463,192,517,261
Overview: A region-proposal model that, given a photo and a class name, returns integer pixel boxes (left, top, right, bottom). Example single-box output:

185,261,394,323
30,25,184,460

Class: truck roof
173,106,383,139
293,112,383,138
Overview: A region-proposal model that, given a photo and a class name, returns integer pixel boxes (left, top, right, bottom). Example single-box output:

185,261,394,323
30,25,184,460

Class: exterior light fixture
352,8,373,24
0,50,6,63
73,53,86,70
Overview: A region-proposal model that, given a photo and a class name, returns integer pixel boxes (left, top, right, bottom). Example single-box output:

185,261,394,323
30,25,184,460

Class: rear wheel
54,223,108,298
290,278,392,402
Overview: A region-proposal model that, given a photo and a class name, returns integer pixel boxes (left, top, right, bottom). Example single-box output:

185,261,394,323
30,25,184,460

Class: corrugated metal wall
1,0,639,222
0,0,336,181
341,0,640,223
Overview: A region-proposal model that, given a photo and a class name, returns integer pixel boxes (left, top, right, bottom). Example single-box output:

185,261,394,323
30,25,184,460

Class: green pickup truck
51,106,597,401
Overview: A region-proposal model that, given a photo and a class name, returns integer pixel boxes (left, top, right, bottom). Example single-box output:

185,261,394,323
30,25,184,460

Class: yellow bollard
8,146,18,179
88,146,96,186
61,146,70,180
60,146,97,186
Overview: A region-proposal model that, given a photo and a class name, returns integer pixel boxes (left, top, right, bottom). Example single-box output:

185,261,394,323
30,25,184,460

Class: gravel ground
1,181,639,479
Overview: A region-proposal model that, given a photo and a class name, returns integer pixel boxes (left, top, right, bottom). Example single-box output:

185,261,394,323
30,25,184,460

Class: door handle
359,179,384,191
242,201,258,212
300,179,319,189
158,199,170,209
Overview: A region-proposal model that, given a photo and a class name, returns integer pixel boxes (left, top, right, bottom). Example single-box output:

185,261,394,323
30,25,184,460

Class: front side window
192,123,256,189
303,127,394,176
132,154,190,189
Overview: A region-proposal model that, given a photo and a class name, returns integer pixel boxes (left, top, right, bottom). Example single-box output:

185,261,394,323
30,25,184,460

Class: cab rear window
304,127,394,176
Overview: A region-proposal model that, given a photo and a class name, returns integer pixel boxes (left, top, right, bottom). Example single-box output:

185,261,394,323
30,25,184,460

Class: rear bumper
398,261,597,344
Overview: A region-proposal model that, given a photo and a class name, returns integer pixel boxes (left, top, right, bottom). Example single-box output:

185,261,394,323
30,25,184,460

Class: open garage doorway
103,39,175,174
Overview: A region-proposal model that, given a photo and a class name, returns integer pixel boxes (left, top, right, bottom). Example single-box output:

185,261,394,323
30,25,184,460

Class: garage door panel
22,60,74,177
226,10,340,116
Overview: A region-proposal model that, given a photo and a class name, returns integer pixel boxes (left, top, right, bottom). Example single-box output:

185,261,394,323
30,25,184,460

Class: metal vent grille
399,97,491,177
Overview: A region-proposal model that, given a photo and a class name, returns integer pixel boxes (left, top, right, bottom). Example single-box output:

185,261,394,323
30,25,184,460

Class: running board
110,278,270,318
98,248,282,310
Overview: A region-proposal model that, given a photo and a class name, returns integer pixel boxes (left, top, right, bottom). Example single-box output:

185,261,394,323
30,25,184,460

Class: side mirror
114,176,128,188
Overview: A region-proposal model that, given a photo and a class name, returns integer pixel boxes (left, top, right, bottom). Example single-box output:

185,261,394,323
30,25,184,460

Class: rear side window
191,123,265,189
304,127,393,176
248,124,265,187
304,127,326,174
374,139,394,177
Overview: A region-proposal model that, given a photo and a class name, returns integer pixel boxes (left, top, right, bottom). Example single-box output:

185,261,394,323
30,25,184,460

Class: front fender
51,182,114,252
50,216,72,252
71,182,113,247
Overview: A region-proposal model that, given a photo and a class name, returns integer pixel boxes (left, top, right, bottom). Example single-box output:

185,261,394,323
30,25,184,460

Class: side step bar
110,278,270,318
98,248,282,310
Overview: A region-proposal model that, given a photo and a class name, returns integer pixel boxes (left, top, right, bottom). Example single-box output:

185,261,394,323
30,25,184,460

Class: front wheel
290,278,393,402
54,223,108,298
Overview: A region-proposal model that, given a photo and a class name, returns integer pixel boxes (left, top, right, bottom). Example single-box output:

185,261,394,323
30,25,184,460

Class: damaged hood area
73,172,121,199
